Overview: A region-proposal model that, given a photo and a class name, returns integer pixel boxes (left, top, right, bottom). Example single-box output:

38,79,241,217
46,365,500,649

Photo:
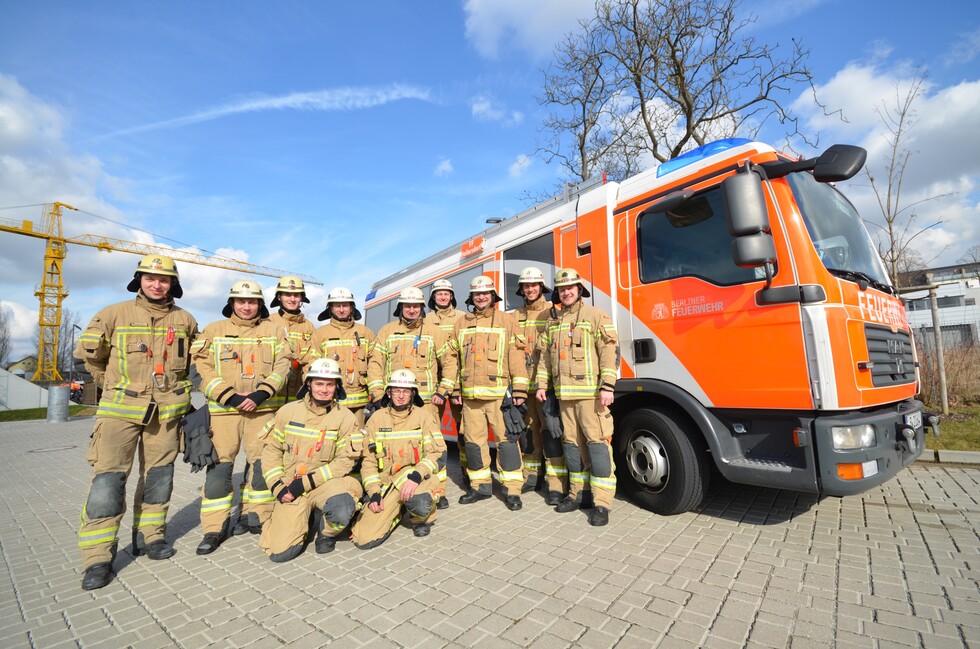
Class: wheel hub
627,433,668,491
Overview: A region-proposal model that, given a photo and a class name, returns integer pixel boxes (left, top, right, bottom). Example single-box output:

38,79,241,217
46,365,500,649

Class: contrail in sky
101,84,432,138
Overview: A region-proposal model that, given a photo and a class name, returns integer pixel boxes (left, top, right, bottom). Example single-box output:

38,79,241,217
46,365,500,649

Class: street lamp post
68,324,82,402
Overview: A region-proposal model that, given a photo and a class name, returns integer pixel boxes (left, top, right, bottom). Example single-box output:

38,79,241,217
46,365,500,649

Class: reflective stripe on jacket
537,300,618,400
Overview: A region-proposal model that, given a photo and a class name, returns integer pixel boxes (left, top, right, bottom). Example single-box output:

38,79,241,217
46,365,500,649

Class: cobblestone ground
0,417,977,648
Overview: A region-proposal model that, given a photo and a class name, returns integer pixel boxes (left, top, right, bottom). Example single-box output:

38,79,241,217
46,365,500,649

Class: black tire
615,407,709,515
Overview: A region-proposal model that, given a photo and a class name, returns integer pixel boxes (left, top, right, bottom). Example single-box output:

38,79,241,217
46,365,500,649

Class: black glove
247,390,270,406
406,471,422,484
180,406,216,473
542,389,563,440
363,399,378,421
287,478,307,499
501,394,529,442
369,492,382,505
225,394,245,408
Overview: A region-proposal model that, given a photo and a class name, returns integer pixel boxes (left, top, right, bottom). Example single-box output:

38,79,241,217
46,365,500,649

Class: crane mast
0,202,320,382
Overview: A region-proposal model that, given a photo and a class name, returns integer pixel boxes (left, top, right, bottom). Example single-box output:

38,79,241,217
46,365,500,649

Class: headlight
831,424,876,450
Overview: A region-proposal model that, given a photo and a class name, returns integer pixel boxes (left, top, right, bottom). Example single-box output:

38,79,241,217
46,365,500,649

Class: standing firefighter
352,370,444,547
311,287,374,426
450,275,529,511
514,267,566,504
368,287,456,508
268,276,316,402
258,358,363,561
191,280,291,554
74,255,198,590
536,269,619,526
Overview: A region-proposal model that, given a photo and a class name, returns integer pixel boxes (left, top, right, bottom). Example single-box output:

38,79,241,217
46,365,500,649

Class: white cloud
470,95,524,126
101,84,433,138
463,0,595,60
509,154,531,178
947,26,980,65
434,158,454,177
792,61,980,267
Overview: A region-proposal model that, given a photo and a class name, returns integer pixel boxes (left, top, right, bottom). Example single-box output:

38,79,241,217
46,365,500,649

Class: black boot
413,523,432,537
555,496,580,513
144,540,176,560
545,491,563,506
81,563,113,590
315,534,337,554
232,515,250,536
505,495,523,511
588,506,609,527
458,489,491,505
437,495,450,510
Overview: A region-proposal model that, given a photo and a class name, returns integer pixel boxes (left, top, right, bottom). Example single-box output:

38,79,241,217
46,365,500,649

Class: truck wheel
615,407,709,515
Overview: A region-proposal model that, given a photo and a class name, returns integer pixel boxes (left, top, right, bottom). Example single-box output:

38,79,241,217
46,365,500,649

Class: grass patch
924,404,980,452
0,405,97,422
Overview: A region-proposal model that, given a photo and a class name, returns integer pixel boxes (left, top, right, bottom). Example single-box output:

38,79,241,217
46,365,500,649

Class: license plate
905,411,922,430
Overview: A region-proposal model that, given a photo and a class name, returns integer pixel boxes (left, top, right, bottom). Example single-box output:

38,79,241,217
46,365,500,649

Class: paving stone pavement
0,416,978,649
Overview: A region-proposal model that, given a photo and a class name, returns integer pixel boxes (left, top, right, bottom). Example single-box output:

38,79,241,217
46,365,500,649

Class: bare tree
0,305,12,368
958,244,980,281
538,0,815,182
865,70,952,283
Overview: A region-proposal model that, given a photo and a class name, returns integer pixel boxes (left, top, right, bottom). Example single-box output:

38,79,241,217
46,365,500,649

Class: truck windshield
786,171,893,292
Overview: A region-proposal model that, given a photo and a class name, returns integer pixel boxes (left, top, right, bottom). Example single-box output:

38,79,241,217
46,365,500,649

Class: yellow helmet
553,268,591,298
222,280,269,318
271,276,310,307
127,254,183,298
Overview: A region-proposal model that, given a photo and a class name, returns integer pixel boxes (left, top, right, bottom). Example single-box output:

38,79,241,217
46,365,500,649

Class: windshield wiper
826,268,896,295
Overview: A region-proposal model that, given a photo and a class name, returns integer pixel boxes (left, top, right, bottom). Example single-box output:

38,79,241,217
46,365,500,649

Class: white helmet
386,369,423,406
393,286,426,319
428,278,457,310
318,287,362,322
464,275,502,308
223,280,269,318
304,358,346,401
127,254,183,299
271,276,310,307
515,266,551,297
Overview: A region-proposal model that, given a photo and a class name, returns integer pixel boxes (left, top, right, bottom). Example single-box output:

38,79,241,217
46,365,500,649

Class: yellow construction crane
0,202,321,382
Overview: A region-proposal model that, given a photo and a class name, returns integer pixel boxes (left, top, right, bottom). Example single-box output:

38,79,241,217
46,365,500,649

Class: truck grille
865,324,916,387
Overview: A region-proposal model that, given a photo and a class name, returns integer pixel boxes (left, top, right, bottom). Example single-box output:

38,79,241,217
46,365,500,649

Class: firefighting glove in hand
247,390,270,406
542,389,564,439
363,399,378,421
180,406,216,473
501,394,529,442
407,471,422,484
369,492,382,506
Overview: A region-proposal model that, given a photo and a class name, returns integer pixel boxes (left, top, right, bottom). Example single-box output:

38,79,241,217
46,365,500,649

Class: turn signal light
837,460,879,481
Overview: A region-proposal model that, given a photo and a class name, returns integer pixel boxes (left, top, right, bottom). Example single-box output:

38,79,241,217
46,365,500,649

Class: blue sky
1,0,978,360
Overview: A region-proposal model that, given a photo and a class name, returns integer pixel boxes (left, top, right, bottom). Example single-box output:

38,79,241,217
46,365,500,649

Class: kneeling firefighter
352,369,445,548
258,358,364,561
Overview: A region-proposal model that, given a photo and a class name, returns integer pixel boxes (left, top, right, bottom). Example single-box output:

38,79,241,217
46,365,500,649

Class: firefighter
311,288,374,426
268,276,316,402
367,287,456,508
258,358,363,561
514,267,566,505
424,279,466,486
191,280,291,554
449,276,529,510
352,369,444,548
535,268,619,526
74,254,199,590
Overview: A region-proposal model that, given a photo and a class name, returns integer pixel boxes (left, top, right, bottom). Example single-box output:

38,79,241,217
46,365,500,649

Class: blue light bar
656,138,753,178
365,289,378,302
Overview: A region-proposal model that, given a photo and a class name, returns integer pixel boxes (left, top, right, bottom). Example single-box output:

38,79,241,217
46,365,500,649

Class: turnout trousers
351,474,439,548
521,396,567,494
559,399,616,508
79,415,179,570
259,476,363,556
461,398,524,496
200,410,275,533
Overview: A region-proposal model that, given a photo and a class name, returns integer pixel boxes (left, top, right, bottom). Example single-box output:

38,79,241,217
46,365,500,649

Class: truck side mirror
732,233,776,268
721,170,769,236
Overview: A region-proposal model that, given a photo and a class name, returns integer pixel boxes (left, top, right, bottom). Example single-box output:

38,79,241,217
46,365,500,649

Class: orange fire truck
365,138,936,515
